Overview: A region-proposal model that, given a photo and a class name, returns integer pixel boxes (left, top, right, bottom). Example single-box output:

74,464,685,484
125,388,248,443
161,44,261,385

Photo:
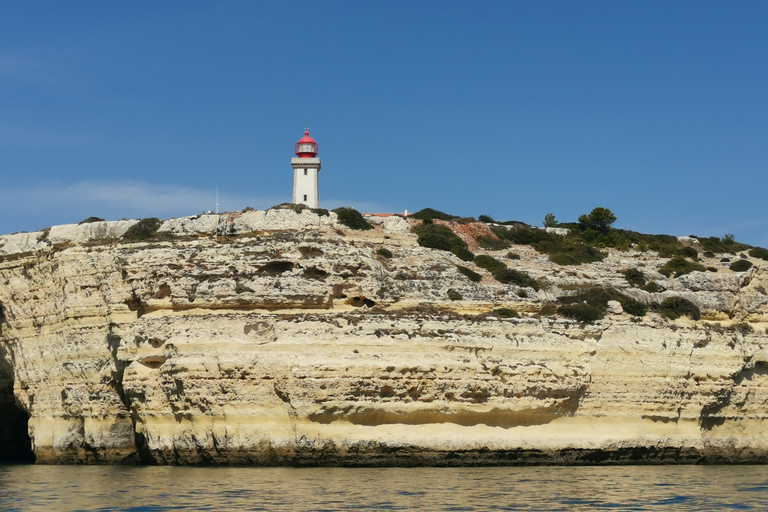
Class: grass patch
492,308,518,318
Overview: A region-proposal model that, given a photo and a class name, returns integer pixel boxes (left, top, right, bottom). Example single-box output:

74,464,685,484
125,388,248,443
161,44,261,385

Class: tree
578,207,616,234
543,213,558,228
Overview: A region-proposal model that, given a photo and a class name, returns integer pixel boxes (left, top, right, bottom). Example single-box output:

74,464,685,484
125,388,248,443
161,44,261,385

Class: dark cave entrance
0,349,35,463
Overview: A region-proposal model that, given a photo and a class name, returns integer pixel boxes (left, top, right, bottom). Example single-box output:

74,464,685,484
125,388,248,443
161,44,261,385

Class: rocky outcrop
1,209,767,465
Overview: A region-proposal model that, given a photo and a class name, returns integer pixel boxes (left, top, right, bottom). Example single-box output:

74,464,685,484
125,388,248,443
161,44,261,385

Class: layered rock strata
0,209,767,465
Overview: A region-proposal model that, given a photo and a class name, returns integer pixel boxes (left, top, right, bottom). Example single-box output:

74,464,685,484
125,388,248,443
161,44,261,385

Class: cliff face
1,209,767,465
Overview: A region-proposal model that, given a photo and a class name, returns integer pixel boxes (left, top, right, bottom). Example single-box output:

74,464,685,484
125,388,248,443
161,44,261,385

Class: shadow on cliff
0,343,35,463
700,360,768,431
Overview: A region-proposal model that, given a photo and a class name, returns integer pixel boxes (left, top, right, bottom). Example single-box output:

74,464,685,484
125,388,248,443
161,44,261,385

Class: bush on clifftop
410,208,459,222
748,247,768,261
122,218,162,241
332,207,372,230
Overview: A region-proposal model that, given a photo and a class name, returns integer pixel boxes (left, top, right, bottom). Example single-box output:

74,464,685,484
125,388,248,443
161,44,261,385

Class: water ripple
1,465,767,511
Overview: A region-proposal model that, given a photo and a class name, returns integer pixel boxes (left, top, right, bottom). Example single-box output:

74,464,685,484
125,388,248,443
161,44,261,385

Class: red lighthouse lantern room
295,131,318,158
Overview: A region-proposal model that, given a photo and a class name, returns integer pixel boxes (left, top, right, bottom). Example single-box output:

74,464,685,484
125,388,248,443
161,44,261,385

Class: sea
0,465,766,511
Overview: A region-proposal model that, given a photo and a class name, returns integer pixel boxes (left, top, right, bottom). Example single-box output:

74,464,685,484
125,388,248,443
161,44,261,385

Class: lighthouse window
304,169,307,175
303,195,307,201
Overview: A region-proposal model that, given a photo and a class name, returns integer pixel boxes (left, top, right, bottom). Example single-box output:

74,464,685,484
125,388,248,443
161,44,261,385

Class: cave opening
0,347,35,463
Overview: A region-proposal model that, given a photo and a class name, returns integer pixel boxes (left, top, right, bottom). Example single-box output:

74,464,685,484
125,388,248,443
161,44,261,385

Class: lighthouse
291,130,321,208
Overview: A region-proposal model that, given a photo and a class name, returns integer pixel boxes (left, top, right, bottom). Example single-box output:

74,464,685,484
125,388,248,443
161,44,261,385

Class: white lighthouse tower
291,130,321,208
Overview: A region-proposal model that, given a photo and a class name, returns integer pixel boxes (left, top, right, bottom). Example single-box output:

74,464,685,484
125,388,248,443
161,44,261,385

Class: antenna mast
216,184,219,214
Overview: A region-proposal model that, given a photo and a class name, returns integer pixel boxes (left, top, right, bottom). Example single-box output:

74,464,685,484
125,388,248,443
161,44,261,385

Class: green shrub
376,248,393,259
538,303,558,316
558,303,604,323
506,252,521,260
658,256,706,277
696,235,749,254
474,254,507,274
311,208,329,217
456,265,482,283
677,246,699,259
703,251,715,258
556,286,647,323
656,297,700,320
492,308,518,318
622,299,648,317
410,208,459,221
495,225,605,266
642,281,660,293
622,268,647,288
730,259,753,272
476,235,511,251
122,218,162,241
451,246,475,261
494,225,556,245
748,247,768,261
447,289,463,301
492,268,540,290
548,242,605,265
79,216,105,224
478,215,495,223
412,223,471,260
332,207,372,230
650,242,678,258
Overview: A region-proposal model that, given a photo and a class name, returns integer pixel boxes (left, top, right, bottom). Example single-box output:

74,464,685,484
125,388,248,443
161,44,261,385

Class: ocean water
1,465,767,511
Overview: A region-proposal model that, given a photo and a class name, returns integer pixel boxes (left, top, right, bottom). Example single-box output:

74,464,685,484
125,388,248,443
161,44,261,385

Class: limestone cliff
1,209,767,465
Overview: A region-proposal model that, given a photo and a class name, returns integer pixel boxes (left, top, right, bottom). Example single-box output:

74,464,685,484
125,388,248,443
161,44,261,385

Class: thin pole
216,185,219,214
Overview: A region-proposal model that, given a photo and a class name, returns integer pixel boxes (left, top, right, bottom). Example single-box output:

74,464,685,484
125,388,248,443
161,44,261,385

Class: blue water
1,465,766,511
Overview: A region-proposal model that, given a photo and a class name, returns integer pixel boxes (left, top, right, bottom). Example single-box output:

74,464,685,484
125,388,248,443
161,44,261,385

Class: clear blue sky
1,1,767,246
